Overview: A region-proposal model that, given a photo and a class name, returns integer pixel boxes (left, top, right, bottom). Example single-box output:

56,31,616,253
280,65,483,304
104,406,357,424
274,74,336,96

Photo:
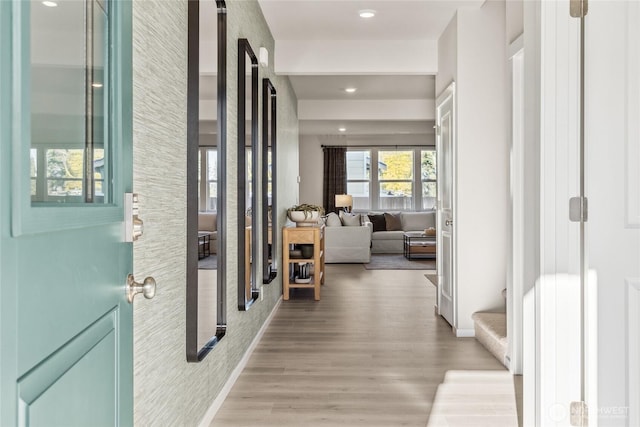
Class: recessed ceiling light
92,82,103,88
338,127,347,132
344,87,357,93
42,1,58,7
359,9,376,19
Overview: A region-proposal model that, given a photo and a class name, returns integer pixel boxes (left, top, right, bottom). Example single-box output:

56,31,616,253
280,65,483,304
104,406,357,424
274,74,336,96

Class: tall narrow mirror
238,39,259,310
262,79,277,284
186,0,227,362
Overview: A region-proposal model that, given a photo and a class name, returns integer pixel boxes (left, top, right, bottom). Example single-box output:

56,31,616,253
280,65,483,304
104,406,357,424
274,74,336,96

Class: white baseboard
454,327,475,338
198,297,283,427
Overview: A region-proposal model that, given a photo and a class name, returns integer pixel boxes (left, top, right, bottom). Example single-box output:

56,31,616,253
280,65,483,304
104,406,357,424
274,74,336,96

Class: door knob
445,219,453,226
126,274,156,303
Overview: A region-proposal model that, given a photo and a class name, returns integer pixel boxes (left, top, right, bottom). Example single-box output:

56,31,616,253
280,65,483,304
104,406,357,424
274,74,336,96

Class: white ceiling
299,119,434,136
200,1,484,138
256,0,485,138
289,75,435,100
258,0,483,41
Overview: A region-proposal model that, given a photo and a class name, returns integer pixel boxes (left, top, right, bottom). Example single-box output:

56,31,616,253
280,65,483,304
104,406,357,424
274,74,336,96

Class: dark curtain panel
322,146,347,213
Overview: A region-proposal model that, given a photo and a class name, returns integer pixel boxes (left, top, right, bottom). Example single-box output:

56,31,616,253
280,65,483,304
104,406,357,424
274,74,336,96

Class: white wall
436,14,457,98
275,39,438,75
436,0,510,332
298,134,435,209
506,0,524,45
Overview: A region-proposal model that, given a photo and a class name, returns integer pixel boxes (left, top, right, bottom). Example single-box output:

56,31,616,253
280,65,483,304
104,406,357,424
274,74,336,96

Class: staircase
471,289,507,367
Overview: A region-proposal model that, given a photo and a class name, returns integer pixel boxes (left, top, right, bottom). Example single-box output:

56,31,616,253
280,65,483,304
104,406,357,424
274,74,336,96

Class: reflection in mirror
262,79,277,284
30,0,109,204
238,39,259,310
186,0,226,362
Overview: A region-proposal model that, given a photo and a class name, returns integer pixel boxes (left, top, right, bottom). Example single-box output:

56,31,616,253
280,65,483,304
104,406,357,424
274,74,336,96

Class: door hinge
570,0,588,18
570,401,588,426
569,196,588,222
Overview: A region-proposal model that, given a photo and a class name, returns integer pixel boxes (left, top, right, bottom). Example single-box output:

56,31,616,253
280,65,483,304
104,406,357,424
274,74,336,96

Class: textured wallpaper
132,0,298,425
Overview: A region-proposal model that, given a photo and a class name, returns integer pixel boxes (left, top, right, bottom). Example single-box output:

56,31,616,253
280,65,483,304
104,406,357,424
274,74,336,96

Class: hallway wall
131,1,299,425
436,0,510,333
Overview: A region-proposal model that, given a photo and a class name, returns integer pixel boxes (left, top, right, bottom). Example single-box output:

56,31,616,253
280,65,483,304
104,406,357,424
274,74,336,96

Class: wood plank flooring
212,264,513,426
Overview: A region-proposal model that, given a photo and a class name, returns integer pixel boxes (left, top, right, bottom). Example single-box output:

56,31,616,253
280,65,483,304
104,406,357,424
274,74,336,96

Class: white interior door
586,1,640,425
436,83,456,327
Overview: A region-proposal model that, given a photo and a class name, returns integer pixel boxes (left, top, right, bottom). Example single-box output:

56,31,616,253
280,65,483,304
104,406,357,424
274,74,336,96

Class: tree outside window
346,147,437,211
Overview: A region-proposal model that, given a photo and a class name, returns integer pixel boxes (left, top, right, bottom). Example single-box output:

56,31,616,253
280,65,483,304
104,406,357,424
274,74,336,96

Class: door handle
445,219,453,226
126,274,156,303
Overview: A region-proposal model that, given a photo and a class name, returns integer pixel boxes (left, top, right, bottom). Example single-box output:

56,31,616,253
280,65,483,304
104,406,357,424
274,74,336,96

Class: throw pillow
384,212,402,231
339,211,362,227
325,212,342,227
368,213,386,232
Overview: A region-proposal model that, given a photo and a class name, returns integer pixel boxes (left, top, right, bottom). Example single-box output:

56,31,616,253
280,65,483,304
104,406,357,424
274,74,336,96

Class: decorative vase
287,210,320,227
299,244,314,259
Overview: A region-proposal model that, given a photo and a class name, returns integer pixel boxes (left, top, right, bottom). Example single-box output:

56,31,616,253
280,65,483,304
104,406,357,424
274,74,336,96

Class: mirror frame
262,79,277,284
186,0,227,362
237,38,259,310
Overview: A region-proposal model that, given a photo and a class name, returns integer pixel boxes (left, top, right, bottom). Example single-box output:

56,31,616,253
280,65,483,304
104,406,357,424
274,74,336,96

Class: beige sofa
367,211,435,254
323,212,372,263
198,212,218,254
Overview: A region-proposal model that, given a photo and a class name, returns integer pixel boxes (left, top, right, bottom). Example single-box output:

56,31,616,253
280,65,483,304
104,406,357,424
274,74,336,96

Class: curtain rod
321,144,435,149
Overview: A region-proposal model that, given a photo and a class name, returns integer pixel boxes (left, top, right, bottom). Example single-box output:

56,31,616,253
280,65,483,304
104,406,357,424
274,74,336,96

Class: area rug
363,254,436,270
198,255,217,270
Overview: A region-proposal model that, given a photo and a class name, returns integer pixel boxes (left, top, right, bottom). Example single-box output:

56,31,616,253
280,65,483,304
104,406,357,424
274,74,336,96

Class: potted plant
287,203,325,227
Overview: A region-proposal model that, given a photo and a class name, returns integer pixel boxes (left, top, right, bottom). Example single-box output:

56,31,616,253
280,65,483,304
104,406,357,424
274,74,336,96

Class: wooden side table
282,225,325,300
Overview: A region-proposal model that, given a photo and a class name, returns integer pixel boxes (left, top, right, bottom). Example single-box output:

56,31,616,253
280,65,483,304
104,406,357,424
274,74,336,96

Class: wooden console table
282,225,325,300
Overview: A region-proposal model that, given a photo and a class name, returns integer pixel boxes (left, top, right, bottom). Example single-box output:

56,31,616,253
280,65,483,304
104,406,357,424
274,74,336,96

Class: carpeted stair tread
471,312,507,367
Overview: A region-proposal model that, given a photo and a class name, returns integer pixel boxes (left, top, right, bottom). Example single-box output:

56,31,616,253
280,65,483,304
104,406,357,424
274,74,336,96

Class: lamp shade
335,194,353,208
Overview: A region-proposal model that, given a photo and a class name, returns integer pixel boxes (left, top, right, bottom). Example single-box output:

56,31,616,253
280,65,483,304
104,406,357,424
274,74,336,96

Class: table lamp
335,194,353,213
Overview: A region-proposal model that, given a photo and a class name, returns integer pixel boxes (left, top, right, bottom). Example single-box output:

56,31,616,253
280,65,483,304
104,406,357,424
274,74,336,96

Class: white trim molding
198,297,283,427
453,328,475,338
628,279,640,427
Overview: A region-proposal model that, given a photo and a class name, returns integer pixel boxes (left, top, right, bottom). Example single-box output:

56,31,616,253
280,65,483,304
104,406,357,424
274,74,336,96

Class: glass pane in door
30,0,110,204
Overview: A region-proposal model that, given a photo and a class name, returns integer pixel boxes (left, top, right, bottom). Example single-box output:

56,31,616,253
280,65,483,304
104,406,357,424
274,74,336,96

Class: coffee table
403,232,436,260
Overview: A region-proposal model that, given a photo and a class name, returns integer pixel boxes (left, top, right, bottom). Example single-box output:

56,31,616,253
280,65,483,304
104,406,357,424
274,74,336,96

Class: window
198,147,217,211
266,148,273,206
29,147,105,202
346,150,371,210
246,147,252,213
378,150,413,210
421,150,437,209
346,147,436,211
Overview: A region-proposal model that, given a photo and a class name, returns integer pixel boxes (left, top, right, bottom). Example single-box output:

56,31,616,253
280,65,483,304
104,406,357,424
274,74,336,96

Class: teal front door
0,0,133,425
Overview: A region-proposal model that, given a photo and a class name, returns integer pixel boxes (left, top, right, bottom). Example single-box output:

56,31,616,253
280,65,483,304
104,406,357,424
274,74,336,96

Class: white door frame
508,34,525,376
523,0,600,425
435,82,457,330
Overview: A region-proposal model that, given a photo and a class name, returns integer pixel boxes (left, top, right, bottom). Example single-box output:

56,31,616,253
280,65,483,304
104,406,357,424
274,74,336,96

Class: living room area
298,111,439,271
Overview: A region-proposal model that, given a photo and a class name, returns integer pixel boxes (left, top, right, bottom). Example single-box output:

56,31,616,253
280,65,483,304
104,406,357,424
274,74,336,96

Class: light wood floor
212,264,515,426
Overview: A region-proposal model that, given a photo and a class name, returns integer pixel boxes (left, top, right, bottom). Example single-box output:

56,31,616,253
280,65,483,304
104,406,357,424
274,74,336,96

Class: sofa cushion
339,211,362,226
368,214,386,232
384,212,402,231
372,230,405,240
325,212,342,227
198,212,217,232
401,211,434,231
